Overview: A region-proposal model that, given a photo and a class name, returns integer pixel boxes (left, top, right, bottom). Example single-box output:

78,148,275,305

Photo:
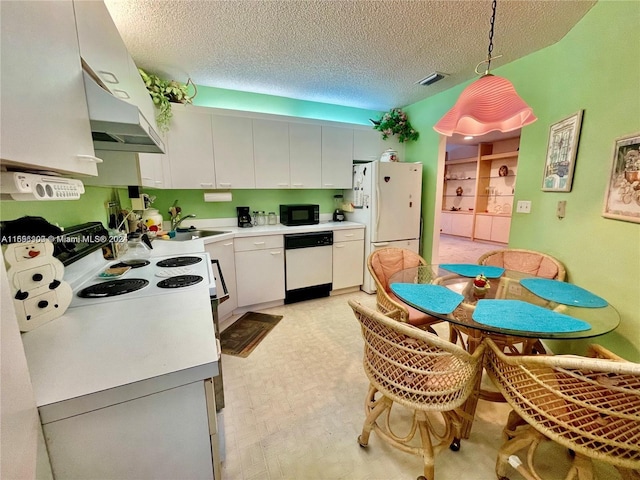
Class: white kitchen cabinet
321,126,353,189
474,215,493,241
253,119,290,189
332,229,364,290
234,236,285,307
82,149,168,188
205,239,237,321
473,214,511,243
138,151,168,188
168,108,216,189
353,129,380,162
42,381,214,479
289,123,322,188
212,115,255,189
0,0,97,176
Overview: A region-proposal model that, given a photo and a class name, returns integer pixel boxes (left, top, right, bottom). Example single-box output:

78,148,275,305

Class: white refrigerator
344,161,423,293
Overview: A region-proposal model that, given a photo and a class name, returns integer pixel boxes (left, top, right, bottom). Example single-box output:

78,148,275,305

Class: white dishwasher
284,231,333,304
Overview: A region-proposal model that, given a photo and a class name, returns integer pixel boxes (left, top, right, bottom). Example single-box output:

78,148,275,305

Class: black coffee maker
237,206,252,228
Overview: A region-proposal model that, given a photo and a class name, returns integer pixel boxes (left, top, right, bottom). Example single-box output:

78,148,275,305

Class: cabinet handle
224,242,233,247
270,251,281,255
253,241,265,245
324,183,334,187
154,181,163,185
98,70,119,84
292,183,304,187
77,154,103,163
218,183,231,187
142,176,153,180
112,89,130,100
335,244,345,248
277,183,289,187
344,233,354,237
200,183,214,187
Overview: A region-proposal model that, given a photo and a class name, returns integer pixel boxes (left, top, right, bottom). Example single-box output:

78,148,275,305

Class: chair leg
564,454,593,480
358,385,391,447
416,411,435,480
496,427,544,480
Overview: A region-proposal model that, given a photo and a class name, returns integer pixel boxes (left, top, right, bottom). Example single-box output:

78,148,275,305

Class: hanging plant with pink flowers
371,108,419,143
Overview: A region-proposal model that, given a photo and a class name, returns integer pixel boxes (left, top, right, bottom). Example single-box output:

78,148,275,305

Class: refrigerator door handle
372,242,390,247
375,181,381,233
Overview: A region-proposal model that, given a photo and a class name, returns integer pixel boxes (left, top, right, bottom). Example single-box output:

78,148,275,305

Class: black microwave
279,204,319,226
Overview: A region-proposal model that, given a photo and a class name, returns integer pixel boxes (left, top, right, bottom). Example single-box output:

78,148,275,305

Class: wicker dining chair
367,248,443,333
484,338,640,480
450,249,567,355
349,300,485,480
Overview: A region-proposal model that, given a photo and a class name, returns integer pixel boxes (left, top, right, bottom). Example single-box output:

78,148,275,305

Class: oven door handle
210,259,230,304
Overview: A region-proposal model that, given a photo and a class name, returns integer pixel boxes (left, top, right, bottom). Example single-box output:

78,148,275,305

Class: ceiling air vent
416,72,447,86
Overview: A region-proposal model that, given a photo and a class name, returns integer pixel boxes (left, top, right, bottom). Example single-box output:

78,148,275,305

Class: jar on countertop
268,212,277,225
141,208,163,235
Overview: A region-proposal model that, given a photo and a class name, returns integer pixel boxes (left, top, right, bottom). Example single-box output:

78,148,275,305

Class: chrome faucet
172,214,196,231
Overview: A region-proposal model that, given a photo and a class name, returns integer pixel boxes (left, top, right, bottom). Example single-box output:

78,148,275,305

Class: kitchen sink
171,229,230,241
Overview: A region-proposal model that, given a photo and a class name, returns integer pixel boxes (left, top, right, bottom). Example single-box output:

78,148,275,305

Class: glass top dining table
389,265,620,341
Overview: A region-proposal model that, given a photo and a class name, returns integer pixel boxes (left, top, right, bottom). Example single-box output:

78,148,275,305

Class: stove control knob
33,273,43,282
38,300,49,309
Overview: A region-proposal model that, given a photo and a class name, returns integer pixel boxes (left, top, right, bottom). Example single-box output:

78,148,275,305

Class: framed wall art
602,132,640,223
541,110,584,192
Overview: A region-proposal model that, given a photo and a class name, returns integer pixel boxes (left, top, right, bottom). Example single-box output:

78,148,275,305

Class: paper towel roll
204,192,232,202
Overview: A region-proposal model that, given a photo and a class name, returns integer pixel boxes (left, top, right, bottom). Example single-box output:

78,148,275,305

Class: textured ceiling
104,0,595,112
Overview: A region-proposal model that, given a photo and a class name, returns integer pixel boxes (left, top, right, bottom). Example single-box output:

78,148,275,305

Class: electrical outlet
516,200,532,214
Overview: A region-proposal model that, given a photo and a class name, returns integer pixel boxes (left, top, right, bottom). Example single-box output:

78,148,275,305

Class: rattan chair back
477,248,566,280
485,338,640,478
349,300,485,479
367,248,442,331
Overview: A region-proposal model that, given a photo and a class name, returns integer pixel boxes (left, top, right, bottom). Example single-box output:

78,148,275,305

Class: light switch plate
516,200,532,213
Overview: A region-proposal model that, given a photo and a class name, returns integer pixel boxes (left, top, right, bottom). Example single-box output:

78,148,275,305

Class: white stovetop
21,241,219,421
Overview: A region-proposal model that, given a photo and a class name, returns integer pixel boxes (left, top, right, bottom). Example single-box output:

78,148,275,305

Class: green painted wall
405,0,640,360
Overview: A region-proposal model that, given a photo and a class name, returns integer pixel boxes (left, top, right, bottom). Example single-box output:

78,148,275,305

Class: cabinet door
168,108,216,189
321,127,353,189
205,239,237,321
0,1,97,176
289,123,321,188
138,153,166,188
332,240,364,290
235,249,285,307
451,214,474,238
73,0,130,96
440,212,453,234
212,115,255,189
490,216,511,243
353,129,380,162
253,119,290,189
474,216,492,241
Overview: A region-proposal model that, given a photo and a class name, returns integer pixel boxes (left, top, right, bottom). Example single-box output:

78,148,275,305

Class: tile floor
219,237,621,480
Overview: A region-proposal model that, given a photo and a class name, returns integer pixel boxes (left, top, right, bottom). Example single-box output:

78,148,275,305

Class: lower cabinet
205,238,237,321
441,212,474,238
332,229,364,290
474,215,511,243
234,235,285,307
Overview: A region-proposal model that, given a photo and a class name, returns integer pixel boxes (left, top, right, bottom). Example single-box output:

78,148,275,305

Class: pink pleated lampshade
433,74,537,137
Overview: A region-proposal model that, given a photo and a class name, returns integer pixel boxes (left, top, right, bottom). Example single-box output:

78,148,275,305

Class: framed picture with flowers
541,110,583,192
602,132,640,223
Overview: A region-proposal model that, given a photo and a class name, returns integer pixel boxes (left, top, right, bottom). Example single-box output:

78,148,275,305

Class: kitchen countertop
157,220,364,245
21,242,218,423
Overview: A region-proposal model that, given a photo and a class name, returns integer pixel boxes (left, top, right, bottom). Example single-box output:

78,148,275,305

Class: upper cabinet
353,128,406,163
321,127,353,189
168,108,216,189
253,119,289,189
0,0,98,176
212,115,255,189
289,123,322,188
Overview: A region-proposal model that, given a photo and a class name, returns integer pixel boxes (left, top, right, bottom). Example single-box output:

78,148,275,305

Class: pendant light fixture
433,0,537,137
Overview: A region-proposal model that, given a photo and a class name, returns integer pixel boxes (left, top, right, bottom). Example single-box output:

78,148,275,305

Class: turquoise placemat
472,299,591,333
520,278,608,308
390,283,464,315
440,263,505,279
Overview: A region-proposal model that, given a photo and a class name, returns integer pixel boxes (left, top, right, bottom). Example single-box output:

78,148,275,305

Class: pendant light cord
487,0,496,71
475,0,501,76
